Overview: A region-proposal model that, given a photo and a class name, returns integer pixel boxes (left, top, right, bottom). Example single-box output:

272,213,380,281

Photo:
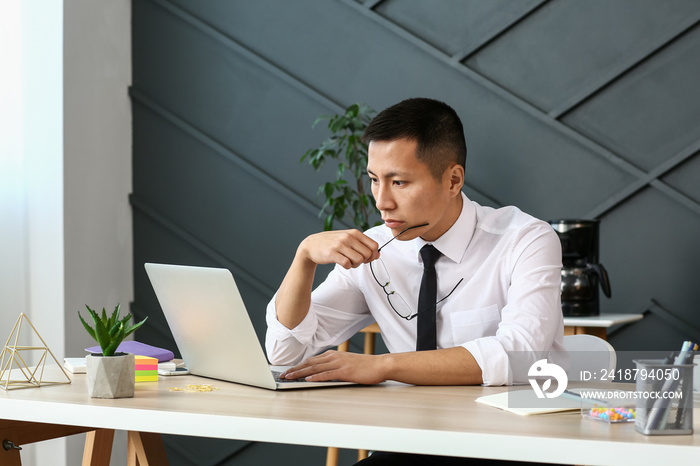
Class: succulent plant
78,304,147,357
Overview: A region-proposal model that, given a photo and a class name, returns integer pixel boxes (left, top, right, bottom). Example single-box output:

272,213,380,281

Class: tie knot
420,244,441,269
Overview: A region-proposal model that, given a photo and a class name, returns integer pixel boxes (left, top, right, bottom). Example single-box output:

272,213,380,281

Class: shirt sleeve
461,221,564,386
265,265,376,366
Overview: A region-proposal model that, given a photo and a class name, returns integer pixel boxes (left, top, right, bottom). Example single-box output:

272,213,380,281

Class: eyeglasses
369,224,463,321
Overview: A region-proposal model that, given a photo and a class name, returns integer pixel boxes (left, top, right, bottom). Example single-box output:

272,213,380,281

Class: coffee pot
549,219,611,316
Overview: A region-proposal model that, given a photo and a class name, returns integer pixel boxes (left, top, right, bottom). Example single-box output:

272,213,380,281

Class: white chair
563,334,616,381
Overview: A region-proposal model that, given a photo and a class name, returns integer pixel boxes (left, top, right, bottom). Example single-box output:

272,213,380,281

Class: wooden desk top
2,370,699,465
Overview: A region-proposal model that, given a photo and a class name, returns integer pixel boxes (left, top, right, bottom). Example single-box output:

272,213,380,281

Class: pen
681,342,698,364
662,352,675,365
645,340,694,431
673,342,698,428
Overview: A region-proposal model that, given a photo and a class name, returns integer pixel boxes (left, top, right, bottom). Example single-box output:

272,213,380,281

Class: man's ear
446,163,464,197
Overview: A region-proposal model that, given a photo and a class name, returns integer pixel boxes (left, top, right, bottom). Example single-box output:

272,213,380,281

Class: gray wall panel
133,0,341,206
611,312,691,352
563,26,700,172
600,187,700,327
374,0,542,56
662,153,700,204
465,0,700,112
132,102,319,291
167,0,636,219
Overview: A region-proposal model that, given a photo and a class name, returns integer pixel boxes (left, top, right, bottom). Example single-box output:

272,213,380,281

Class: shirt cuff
462,339,509,386
265,294,319,345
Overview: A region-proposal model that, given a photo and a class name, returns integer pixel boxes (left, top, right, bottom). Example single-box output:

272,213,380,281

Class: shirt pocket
449,304,501,345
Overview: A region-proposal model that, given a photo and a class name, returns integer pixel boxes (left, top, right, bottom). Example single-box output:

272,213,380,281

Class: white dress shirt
265,192,564,385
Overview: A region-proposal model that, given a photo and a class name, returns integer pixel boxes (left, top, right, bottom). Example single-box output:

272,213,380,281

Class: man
265,97,564,463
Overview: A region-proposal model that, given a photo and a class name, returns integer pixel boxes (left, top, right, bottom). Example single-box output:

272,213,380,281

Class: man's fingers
283,364,330,380
333,248,366,269
303,229,379,268
305,368,343,382
338,232,378,264
330,232,379,269
283,351,383,385
282,351,340,380
353,231,381,262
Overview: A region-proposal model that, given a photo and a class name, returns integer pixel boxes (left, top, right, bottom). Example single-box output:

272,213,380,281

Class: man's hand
274,230,379,330
280,351,389,385
298,230,380,269
281,347,483,386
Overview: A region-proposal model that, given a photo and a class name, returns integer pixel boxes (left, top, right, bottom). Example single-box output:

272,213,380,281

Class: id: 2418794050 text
580,368,680,382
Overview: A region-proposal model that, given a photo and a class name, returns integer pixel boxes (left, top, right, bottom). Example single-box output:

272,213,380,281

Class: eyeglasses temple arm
378,222,430,251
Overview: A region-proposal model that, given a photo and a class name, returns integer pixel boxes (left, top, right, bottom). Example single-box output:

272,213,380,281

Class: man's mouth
383,219,404,229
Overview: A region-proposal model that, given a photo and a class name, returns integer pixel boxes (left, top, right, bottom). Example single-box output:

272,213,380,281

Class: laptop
144,263,354,390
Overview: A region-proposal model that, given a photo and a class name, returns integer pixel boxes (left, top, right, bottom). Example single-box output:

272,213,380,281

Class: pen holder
634,359,694,435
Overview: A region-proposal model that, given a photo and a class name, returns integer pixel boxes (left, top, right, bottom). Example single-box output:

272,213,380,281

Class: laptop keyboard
272,370,309,383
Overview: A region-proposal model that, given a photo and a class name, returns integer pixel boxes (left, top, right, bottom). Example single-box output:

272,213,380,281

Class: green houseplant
78,304,147,398
79,304,147,357
301,103,381,231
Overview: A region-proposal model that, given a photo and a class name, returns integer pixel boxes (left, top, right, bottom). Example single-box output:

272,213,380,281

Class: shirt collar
414,192,476,264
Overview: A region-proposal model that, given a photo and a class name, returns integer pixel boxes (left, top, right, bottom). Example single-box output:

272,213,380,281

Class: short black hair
361,98,467,179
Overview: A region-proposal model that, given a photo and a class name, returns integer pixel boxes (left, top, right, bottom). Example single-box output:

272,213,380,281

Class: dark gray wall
131,0,700,464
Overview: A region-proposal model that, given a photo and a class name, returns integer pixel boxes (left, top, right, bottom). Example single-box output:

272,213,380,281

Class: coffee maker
549,220,611,317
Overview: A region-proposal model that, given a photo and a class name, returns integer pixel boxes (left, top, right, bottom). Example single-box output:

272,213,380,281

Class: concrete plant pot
86,352,135,398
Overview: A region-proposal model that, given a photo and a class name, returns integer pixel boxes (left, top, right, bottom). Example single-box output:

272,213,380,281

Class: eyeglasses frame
369,224,463,321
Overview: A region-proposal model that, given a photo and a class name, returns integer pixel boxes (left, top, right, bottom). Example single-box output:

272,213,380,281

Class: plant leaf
324,182,334,199
107,304,121,335
103,326,125,357
108,321,120,339
91,310,111,355
109,303,121,326
119,313,133,327
311,115,329,128
78,311,97,341
302,103,379,230
123,317,148,339
108,313,129,338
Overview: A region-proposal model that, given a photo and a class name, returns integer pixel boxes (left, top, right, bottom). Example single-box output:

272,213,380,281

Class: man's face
366,138,462,242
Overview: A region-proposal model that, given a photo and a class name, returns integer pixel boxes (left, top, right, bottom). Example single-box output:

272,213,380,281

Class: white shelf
563,313,644,328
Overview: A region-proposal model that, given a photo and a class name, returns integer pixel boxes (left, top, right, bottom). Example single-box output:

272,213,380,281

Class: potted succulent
78,304,147,398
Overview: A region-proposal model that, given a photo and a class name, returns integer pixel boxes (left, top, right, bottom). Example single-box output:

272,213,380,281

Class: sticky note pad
136,372,159,382
135,355,158,369
134,355,158,382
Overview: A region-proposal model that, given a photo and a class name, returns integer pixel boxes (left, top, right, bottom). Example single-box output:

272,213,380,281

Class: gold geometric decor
0,313,71,390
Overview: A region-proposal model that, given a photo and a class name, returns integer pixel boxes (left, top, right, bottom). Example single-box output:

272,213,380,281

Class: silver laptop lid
144,263,277,390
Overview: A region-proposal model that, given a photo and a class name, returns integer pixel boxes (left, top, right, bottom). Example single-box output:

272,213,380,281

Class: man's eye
393,180,405,186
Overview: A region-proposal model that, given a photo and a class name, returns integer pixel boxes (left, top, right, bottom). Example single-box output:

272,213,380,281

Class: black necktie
417,244,441,351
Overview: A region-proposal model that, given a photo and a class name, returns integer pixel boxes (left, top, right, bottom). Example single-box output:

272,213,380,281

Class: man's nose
374,184,395,211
